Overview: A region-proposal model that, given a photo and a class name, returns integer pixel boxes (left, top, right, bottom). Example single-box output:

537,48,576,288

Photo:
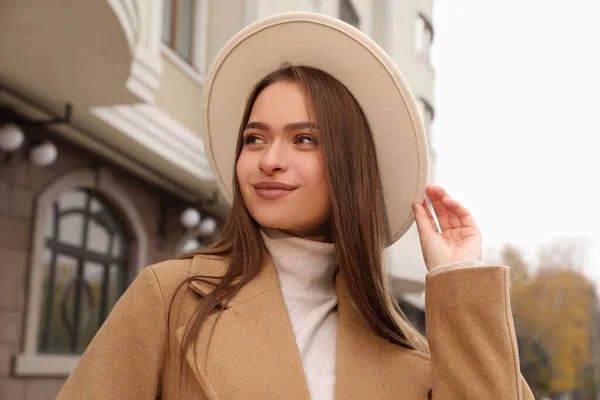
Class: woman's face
236,81,332,240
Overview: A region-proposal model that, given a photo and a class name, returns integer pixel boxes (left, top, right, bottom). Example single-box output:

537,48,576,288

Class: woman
58,13,533,399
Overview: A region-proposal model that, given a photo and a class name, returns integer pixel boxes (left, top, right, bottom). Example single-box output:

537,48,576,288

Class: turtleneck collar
260,227,338,298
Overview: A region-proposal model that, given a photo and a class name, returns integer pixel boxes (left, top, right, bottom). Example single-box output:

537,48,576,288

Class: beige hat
200,12,429,247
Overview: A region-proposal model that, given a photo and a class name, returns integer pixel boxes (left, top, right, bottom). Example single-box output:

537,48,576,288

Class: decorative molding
193,0,210,77
0,90,207,202
90,104,214,182
128,45,164,99
15,354,81,377
15,168,149,377
106,0,138,50
107,0,164,102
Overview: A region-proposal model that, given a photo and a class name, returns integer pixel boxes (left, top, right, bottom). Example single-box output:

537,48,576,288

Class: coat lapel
333,270,432,399
181,255,311,400
180,255,431,400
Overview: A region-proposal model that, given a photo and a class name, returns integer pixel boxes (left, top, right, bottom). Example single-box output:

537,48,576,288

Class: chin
250,209,330,238
251,211,295,231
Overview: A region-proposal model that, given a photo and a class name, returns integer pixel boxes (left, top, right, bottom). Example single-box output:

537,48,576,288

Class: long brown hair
170,64,428,370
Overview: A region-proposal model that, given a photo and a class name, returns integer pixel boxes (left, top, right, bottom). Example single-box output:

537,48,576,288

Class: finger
442,196,478,228
412,202,438,238
442,196,462,229
422,197,440,233
427,186,451,231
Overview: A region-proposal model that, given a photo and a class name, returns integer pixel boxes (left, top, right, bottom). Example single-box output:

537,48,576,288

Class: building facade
0,1,435,398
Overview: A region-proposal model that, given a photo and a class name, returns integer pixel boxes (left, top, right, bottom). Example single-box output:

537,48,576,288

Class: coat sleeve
56,266,167,399
425,266,534,399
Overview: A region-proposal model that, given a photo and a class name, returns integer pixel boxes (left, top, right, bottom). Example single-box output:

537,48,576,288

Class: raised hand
412,185,482,271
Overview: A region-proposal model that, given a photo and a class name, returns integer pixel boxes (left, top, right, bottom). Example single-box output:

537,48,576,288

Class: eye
295,134,318,145
244,134,265,145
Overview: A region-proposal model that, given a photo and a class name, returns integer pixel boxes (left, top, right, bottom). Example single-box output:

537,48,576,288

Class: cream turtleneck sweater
260,227,482,400
260,228,338,400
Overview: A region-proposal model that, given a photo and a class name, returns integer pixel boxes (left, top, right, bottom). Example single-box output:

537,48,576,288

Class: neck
277,221,333,244
260,227,337,296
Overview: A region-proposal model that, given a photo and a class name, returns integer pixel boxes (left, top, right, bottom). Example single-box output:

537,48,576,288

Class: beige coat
57,255,534,399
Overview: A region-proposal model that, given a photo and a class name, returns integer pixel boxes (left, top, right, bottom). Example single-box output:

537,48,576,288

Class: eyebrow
244,121,318,131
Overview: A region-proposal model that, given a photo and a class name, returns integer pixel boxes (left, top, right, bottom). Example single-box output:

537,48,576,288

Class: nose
259,141,288,175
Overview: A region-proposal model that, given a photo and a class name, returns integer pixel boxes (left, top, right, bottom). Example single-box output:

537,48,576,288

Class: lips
253,181,297,199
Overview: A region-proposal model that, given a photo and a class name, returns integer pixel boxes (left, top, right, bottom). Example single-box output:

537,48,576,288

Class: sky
431,1,600,284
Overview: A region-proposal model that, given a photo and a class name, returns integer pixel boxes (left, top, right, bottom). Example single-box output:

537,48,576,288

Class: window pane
78,261,105,353
90,197,103,214
107,264,126,312
45,205,56,239
87,218,110,255
58,213,84,247
175,0,194,61
58,190,86,212
111,235,123,259
37,248,54,352
38,253,78,354
162,0,173,43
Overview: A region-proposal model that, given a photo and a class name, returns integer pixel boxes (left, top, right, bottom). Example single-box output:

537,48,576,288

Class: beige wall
154,59,205,135
257,0,320,16
206,1,248,68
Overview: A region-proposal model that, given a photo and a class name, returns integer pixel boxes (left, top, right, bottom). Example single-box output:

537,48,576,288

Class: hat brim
200,12,429,248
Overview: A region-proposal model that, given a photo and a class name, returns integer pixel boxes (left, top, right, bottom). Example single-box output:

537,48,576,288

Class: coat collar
187,254,281,308
179,254,431,400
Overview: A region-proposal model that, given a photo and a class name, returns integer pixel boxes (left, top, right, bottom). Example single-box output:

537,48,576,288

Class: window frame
38,189,130,355
415,12,434,62
162,0,195,63
161,0,209,86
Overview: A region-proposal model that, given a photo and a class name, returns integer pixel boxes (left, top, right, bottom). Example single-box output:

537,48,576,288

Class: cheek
236,153,251,191
302,155,330,200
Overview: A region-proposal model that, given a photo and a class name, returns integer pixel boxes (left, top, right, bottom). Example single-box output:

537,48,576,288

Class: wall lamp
0,103,72,166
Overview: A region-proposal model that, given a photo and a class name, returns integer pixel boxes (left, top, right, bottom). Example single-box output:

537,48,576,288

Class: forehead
250,81,310,122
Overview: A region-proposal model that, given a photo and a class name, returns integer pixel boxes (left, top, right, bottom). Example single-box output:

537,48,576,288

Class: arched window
37,189,129,354
16,168,148,376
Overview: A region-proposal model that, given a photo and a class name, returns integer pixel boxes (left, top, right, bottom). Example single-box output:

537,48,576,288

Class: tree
502,241,598,399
